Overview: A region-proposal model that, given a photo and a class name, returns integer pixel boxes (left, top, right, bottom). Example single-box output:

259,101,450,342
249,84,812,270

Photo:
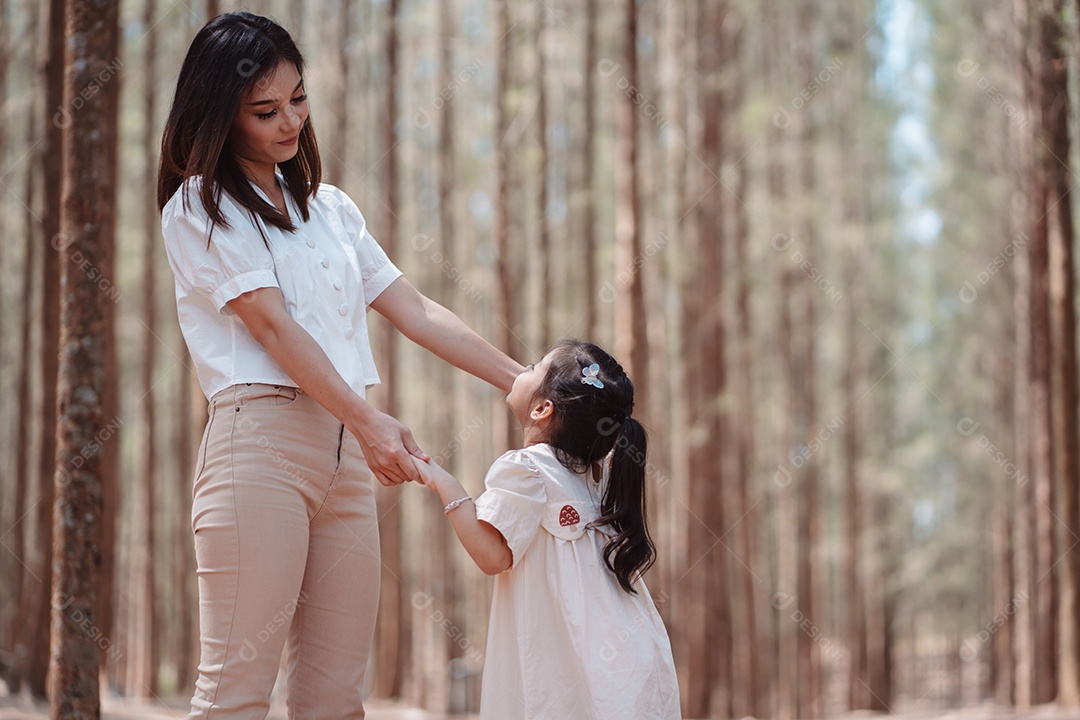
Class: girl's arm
227,286,428,486
369,277,525,393
411,457,512,575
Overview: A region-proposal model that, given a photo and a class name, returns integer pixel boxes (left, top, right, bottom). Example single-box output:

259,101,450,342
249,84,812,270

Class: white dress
473,443,682,720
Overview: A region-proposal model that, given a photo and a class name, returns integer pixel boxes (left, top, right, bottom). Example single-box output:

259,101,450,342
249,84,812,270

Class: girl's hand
349,410,430,486
410,456,452,491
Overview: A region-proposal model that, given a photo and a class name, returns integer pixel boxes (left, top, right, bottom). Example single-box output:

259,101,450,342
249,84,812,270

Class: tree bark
1042,0,1080,705
1028,0,1058,701
582,0,598,339
535,1,551,350
49,0,120,715
140,0,160,693
794,2,822,715
8,4,39,689
493,0,519,450
1011,0,1036,707
687,0,731,715
614,0,648,416
372,0,407,699
28,0,66,698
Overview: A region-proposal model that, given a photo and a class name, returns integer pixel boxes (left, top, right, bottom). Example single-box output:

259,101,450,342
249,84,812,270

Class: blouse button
306,239,316,249
338,303,349,316
333,280,343,291
344,327,355,340
321,259,330,268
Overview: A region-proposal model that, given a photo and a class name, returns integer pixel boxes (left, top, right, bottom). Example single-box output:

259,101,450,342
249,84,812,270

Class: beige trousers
187,383,381,719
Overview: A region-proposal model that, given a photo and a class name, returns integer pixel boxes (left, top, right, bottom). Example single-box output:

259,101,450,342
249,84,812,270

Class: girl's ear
530,398,554,422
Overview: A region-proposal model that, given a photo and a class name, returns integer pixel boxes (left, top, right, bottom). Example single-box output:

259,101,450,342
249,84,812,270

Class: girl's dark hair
535,340,655,594
156,12,320,236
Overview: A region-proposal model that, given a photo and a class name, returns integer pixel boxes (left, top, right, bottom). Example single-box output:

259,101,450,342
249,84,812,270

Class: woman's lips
279,135,298,146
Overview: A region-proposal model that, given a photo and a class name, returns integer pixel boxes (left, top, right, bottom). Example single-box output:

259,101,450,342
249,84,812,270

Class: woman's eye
257,109,277,120
292,93,307,103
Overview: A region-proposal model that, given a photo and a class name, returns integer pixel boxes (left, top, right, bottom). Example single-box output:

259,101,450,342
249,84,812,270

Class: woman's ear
530,398,554,423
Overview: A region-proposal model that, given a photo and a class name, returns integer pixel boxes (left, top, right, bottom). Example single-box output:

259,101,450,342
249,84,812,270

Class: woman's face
230,61,309,169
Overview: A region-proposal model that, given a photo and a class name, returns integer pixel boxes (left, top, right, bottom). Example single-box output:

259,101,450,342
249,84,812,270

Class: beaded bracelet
444,496,472,515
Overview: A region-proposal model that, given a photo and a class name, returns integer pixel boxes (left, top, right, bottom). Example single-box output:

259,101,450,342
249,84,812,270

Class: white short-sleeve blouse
161,172,402,401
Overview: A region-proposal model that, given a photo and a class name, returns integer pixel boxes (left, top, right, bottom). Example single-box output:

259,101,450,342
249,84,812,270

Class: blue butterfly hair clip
581,363,604,389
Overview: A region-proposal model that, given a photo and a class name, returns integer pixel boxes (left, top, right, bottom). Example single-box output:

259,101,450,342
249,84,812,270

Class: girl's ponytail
597,417,656,594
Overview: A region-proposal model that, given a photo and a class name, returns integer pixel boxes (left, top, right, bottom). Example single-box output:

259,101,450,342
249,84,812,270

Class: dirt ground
0,692,463,719
6,694,1080,720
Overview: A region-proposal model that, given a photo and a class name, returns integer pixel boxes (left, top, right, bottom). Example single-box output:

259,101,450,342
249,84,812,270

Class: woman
157,12,522,719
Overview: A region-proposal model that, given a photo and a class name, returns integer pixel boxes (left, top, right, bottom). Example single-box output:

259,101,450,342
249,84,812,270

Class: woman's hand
348,409,430,486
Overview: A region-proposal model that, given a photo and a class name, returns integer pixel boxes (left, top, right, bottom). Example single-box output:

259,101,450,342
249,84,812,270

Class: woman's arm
369,277,525,393
410,457,512,575
227,286,428,485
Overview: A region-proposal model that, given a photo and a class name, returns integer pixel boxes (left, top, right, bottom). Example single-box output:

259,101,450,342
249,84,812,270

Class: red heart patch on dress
559,505,581,526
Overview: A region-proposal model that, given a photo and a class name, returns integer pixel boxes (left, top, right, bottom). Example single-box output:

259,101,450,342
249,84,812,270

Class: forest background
1,0,1079,718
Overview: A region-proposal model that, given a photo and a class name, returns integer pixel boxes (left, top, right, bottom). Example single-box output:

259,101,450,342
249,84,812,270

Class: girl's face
230,61,309,170
506,351,556,426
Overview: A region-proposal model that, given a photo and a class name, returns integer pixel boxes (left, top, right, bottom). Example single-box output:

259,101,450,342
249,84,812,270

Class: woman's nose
283,104,303,130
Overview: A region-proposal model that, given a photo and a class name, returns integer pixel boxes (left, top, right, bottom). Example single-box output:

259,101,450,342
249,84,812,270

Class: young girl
411,340,681,719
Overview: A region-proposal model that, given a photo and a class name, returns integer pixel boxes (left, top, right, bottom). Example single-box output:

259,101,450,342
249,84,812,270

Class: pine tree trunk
794,2,822,715
373,0,407,699
1042,0,1080,704
28,0,66,698
614,0,648,416
1029,0,1058,700
692,1,731,715
96,0,121,681
493,0,518,450
535,2,551,350
1008,0,1036,708
140,0,160,692
581,0,598,339
8,10,39,688
732,95,761,720
49,0,120,715
175,348,199,695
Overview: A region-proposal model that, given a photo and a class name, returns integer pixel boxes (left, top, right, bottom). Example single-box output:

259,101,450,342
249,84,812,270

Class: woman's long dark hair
156,12,321,235
535,340,655,594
